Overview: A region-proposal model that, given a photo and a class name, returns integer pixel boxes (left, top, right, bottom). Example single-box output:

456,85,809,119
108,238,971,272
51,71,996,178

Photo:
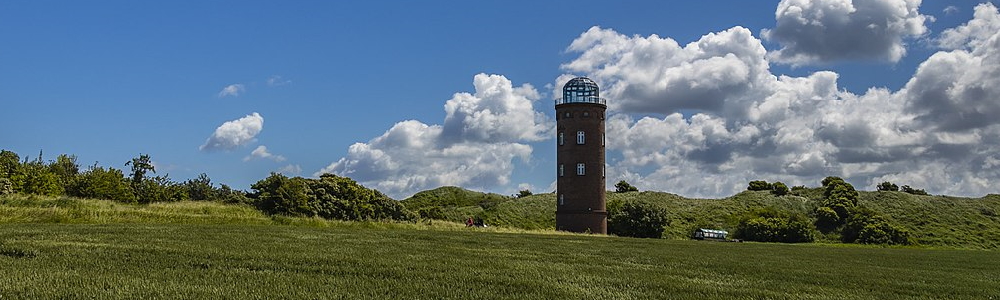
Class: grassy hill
1,195,998,299
401,186,512,222
409,187,1000,249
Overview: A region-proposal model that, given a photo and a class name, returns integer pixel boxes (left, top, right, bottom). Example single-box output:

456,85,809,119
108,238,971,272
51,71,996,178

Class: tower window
559,194,564,205
559,164,564,177
558,132,564,146
583,111,590,117
577,131,585,145
577,163,585,176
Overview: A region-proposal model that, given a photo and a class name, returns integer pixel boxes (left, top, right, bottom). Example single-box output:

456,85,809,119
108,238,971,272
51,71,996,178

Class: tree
184,173,215,201
615,180,639,193
125,154,155,184
515,189,533,198
901,185,929,196
814,206,840,232
69,165,135,202
771,181,789,196
48,154,79,187
747,180,772,191
608,200,670,238
877,181,899,192
0,150,21,179
251,173,312,216
821,177,858,222
216,184,252,205
15,160,62,196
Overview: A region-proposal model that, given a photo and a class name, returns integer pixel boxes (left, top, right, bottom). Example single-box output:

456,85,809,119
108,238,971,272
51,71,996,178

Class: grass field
2,223,999,299
2,195,999,299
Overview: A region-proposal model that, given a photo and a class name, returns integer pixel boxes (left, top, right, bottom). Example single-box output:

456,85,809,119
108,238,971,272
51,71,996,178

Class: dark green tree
0,150,21,179
771,181,789,196
821,177,858,222
48,154,79,187
515,189,533,198
125,154,155,184
184,173,215,201
251,173,313,216
608,200,670,238
901,185,929,196
747,180,772,191
814,206,840,232
877,181,899,192
216,184,252,205
16,159,62,196
615,180,639,193
69,165,135,202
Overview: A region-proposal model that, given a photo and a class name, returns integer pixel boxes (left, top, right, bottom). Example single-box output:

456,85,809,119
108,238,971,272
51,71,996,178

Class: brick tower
555,77,606,234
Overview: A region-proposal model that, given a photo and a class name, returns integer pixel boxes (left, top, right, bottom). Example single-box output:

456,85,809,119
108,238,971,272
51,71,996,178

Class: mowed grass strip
1,223,998,299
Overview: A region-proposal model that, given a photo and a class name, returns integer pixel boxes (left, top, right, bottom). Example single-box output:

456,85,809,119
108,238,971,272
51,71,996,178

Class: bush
251,173,312,216
901,185,929,196
250,173,414,222
735,207,814,243
877,181,899,192
857,222,913,245
133,176,187,204
184,173,215,201
0,178,12,195
814,206,840,232
13,162,63,196
821,177,858,222
69,166,135,203
216,184,252,205
841,207,913,245
771,182,789,196
747,180,772,191
615,180,639,193
608,200,670,238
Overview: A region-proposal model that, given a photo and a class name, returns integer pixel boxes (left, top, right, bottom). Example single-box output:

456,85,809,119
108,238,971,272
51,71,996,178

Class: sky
2,0,998,199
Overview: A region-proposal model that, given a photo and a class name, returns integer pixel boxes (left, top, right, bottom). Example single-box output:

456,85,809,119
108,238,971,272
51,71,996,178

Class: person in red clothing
466,217,474,227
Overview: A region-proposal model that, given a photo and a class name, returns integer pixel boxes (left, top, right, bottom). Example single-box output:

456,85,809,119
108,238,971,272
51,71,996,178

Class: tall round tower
555,77,607,234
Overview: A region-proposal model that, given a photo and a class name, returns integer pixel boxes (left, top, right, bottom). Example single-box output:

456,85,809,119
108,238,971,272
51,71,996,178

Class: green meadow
2,195,999,299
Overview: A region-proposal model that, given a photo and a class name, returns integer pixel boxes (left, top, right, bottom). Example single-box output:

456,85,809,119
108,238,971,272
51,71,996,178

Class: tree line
0,149,412,222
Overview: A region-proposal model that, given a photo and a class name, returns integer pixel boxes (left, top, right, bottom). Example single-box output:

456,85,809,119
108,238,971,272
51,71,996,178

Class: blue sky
2,0,997,199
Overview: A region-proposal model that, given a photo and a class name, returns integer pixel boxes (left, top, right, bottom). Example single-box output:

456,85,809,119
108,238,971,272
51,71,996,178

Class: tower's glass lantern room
557,77,606,106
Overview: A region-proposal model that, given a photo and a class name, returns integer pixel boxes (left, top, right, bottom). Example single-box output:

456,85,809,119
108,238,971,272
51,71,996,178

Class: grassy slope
400,186,511,222
429,188,1000,249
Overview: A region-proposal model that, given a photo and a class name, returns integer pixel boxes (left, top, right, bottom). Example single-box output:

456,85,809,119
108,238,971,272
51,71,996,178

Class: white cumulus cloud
561,26,773,117
563,6,1000,197
763,0,929,65
244,145,286,162
200,112,264,151
218,84,245,97
318,74,547,199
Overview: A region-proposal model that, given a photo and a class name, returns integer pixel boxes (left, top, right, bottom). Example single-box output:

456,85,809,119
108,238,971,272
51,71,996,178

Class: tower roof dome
563,77,599,96
557,77,606,106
